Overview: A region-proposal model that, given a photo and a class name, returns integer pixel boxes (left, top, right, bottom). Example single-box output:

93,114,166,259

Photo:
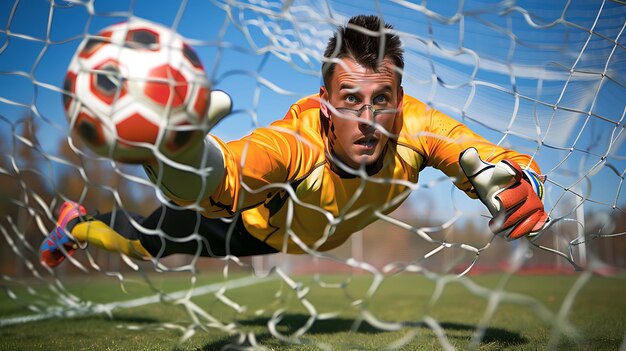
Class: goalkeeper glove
459,147,549,240
143,89,232,201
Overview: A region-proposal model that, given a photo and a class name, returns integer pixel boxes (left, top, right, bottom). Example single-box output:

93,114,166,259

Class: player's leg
82,205,278,258
40,201,277,267
134,204,278,258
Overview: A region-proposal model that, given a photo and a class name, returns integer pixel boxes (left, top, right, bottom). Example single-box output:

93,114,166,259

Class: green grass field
1,272,625,350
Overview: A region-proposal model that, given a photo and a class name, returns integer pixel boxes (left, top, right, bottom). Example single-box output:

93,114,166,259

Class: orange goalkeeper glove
459,147,549,240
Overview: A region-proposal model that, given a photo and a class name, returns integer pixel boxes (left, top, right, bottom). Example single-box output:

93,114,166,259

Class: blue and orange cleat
39,201,87,268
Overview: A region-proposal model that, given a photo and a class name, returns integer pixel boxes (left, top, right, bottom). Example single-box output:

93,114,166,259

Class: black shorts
94,204,278,258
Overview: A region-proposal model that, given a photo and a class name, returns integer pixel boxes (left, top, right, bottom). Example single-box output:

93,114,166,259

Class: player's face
320,57,403,170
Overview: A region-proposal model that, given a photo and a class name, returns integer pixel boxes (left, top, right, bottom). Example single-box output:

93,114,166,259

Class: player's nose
358,105,376,124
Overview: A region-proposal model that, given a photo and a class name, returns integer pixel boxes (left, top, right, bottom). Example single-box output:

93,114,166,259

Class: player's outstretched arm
459,147,549,240
143,90,233,203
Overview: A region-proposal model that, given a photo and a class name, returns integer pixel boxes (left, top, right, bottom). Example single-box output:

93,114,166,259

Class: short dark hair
322,15,404,88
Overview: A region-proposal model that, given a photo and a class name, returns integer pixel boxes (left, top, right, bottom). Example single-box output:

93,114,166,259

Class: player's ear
396,86,404,110
319,86,330,119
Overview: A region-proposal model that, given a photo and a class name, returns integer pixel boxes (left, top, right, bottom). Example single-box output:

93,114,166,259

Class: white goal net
1,0,625,350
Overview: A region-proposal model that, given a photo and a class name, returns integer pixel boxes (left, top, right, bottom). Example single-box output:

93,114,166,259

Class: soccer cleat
39,201,87,268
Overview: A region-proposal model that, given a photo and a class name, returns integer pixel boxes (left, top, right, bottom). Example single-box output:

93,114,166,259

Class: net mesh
1,0,625,349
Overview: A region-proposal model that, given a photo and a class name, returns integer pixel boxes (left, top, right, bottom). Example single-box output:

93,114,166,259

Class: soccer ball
63,19,211,163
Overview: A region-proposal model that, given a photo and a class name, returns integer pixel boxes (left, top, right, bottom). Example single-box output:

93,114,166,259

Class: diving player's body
40,15,548,267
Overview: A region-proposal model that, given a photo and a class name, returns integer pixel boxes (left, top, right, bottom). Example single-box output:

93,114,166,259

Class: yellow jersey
181,94,540,253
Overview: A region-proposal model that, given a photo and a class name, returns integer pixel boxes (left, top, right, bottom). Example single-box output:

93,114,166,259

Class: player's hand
459,147,549,240
143,89,232,200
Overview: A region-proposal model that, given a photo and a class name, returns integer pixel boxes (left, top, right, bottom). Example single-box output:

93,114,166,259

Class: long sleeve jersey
175,94,540,254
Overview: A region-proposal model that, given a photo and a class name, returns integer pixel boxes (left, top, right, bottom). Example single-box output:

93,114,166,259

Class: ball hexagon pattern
63,19,211,163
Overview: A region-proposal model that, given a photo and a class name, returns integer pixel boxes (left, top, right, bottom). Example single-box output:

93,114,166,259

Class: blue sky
0,0,624,220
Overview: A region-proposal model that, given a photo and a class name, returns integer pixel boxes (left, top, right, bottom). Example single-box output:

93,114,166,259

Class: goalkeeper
40,15,549,267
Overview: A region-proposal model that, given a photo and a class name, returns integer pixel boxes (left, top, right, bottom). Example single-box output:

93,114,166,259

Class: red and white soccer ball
63,19,211,163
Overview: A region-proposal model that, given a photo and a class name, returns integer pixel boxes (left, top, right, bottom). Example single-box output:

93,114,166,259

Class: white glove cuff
522,169,545,201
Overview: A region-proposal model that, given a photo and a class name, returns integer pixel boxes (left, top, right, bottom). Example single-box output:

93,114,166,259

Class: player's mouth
354,136,378,150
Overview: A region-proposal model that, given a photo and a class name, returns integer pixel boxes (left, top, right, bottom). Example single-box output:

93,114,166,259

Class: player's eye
373,94,388,105
345,95,358,105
